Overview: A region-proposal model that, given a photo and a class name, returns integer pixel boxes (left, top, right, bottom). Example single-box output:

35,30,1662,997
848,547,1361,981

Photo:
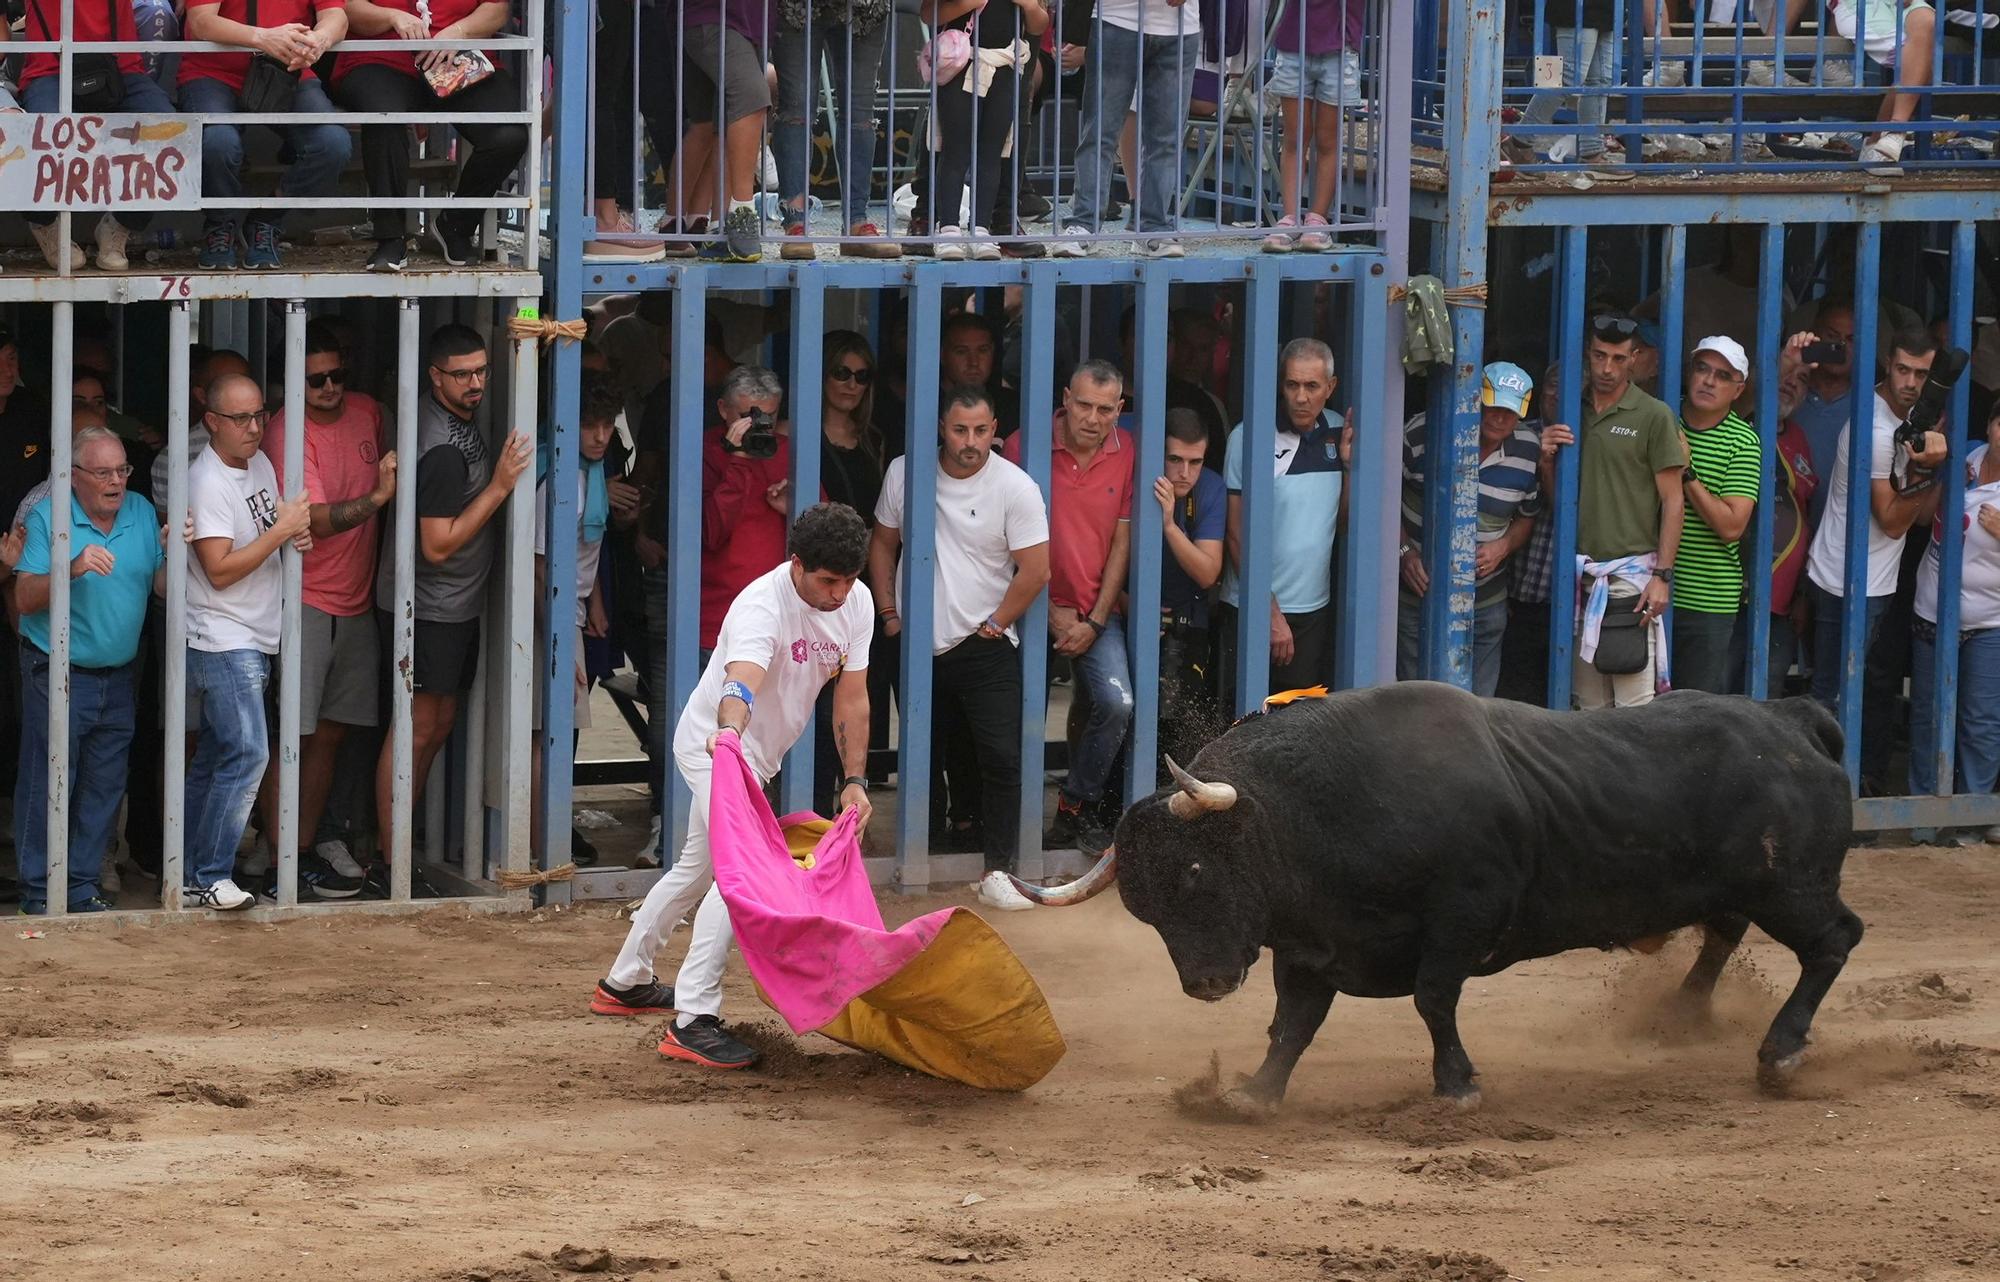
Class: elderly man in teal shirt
11,427,166,914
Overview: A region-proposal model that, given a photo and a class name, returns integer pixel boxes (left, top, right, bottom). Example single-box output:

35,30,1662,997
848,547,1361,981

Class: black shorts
379,612,482,696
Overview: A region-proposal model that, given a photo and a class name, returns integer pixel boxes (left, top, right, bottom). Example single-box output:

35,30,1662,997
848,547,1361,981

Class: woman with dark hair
814,330,895,816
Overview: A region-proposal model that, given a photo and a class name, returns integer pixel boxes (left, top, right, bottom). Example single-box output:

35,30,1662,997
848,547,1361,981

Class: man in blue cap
1396,362,1546,695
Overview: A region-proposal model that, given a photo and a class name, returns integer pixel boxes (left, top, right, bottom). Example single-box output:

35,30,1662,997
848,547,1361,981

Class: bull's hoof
1434,1084,1483,1113
1756,1051,1805,1095
1217,1087,1279,1123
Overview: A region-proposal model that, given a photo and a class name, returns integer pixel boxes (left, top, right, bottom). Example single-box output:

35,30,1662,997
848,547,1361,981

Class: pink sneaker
1261,215,1298,254
1296,211,1333,253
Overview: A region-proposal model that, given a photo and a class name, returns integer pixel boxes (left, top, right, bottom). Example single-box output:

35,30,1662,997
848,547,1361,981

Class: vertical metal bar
390,300,421,901
521,0,547,271
1125,270,1167,804
1743,222,1783,699
1016,266,1056,855
162,304,191,911
1659,225,1687,412
1546,225,1588,710
1838,223,1882,789
1341,265,1394,687
1232,268,1279,715
499,302,537,884
896,275,943,889
665,271,711,862
1932,222,1977,796
779,268,826,815
275,302,306,907
45,304,74,917
1373,0,1414,684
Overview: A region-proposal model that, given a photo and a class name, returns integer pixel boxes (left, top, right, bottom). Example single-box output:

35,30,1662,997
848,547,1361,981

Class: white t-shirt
671,562,875,780
1805,390,1903,600
875,450,1051,656
1914,446,2000,632
534,474,603,629
187,445,283,654
1095,0,1200,38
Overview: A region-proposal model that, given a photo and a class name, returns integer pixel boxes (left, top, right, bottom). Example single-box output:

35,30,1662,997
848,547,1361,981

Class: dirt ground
5,845,2000,1282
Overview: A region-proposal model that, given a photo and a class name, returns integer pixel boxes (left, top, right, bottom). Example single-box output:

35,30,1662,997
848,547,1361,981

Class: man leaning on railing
182,0,354,270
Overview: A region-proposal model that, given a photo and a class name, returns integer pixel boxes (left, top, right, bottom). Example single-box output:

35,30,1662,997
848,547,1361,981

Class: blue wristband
720,679,754,709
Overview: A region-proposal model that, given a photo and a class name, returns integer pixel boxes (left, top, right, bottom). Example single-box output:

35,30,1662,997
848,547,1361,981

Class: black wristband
841,775,870,792
1085,617,1106,634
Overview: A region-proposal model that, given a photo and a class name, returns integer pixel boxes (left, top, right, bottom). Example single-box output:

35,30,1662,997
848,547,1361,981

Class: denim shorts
1265,48,1361,110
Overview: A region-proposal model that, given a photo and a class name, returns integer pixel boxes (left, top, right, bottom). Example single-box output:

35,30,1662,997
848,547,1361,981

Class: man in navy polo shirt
1157,408,1226,764
12,428,166,914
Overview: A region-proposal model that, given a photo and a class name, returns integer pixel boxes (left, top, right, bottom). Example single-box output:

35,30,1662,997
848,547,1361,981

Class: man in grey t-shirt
371,324,529,884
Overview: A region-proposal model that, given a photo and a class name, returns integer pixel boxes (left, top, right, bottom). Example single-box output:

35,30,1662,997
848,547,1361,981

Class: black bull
1017,683,1863,1116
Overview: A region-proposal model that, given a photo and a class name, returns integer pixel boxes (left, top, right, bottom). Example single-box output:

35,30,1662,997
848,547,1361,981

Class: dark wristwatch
1681,465,1697,488
841,775,871,792
1655,566,1676,586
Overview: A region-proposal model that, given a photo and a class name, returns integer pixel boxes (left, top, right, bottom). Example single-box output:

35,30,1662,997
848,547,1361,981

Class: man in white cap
1396,361,1546,695
1671,336,1764,692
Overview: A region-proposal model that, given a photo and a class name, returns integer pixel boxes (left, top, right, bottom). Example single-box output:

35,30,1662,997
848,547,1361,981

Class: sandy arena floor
4,844,2000,1282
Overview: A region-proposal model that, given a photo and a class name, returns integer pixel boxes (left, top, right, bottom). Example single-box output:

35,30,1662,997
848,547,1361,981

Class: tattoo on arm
326,494,379,534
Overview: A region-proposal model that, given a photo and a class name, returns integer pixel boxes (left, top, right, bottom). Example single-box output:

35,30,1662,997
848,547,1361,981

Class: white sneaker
1819,58,1856,87
637,815,663,869
759,144,780,192
317,840,366,880
1644,61,1687,87
192,878,254,911
1048,225,1091,259
1861,133,1905,176
94,215,131,270
968,226,1002,261
30,223,84,271
934,224,967,262
976,869,1035,912
1144,237,1186,259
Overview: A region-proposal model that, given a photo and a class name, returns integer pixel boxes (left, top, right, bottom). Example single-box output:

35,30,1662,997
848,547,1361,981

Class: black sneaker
571,826,600,868
1044,802,1112,854
657,1015,760,1069
431,218,476,267
367,237,408,272
591,978,676,1017
1017,188,1053,220
720,204,762,262
301,851,364,899
360,863,446,900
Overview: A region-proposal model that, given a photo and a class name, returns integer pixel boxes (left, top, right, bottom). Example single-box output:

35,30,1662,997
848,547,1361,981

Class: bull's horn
1165,755,1238,818
1006,848,1117,907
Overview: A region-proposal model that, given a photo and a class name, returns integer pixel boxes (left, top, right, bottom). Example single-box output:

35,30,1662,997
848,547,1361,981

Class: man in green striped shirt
1674,335,1763,693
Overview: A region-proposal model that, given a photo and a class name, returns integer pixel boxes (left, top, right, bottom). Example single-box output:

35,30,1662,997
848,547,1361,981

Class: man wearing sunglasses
1538,312,1686,708
257,322,396,899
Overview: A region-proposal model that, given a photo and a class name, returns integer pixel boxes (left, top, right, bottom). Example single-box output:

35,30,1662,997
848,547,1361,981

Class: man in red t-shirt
16,0,178,271
256,322,395,895
182,0,353,270
1000,360,1135,853
700,366,792,655
334,0,527,271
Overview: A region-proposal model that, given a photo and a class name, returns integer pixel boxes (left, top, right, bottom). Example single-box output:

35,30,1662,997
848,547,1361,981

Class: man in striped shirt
1673,336,1764,693
1396,362,1545,696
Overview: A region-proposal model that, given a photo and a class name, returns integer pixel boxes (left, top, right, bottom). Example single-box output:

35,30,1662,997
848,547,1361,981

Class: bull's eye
1180,861,1201,891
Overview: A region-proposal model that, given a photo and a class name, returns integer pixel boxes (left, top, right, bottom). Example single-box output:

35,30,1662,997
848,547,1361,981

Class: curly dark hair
788,502,870,576
578,370,622,426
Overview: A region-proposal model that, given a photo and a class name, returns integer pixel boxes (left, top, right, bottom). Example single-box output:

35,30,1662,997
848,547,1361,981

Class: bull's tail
1770,696,1846,765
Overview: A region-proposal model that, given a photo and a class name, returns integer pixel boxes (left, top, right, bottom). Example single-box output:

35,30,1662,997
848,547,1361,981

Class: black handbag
72,54,128,111
238,0,302,113
1591,600,1651,675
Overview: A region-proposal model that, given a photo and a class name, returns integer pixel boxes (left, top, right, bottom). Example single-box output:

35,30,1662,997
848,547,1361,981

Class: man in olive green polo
1538,312,1687,708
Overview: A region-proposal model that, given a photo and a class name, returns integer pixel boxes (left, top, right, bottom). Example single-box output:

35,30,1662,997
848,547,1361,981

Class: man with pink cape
588,502,878,1070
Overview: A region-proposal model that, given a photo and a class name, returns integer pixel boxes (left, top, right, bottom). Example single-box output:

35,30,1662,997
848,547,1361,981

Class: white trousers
607,759,738,1020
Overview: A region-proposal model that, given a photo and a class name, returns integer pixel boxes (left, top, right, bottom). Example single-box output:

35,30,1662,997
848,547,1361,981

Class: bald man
184,374,312,911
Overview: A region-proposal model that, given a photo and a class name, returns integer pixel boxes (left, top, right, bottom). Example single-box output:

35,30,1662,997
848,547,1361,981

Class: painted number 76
158,276,192,300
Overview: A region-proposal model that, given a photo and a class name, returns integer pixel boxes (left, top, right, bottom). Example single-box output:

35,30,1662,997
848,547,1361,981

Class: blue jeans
1395,597,1510,697
772,17,888,229
1519,26,1613,161
1069,26,1200,233
179,75,352,232
21,74,175,229
1063,614,1135,805
1907,622,2000,800
185,648,272,889
1808,584,1891,715
13,650,138,913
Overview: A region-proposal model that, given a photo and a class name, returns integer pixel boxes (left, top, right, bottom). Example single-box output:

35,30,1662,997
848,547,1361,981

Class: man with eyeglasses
1671,337,1763,694
10,427,168,913
371,324,530,893
255,321,395,899
185,375,314,911
1538,312,1686,709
